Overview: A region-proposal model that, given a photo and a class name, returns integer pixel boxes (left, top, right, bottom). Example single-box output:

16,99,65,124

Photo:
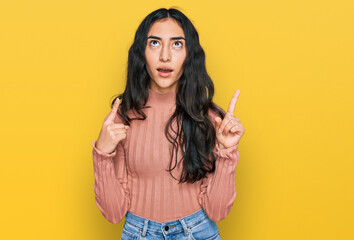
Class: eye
150,40,159,46
173,41,183,48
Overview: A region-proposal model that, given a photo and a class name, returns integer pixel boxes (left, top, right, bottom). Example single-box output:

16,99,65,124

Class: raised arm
92,98,131,224
198,90,245,222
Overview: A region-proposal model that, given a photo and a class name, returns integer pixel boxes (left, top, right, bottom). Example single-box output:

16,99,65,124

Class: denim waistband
124,208,208,237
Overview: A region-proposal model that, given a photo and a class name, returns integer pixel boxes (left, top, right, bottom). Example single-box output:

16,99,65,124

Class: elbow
208,207,232,222
100,210,126,225
106,215,123,224
100,209,125,224
204,207,227,222
208,214,225,223
95,198,126,224
204,201,235,223
205,207,229,222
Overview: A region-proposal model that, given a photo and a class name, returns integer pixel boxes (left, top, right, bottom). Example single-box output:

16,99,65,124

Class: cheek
145,52,158,67
145,64,154,78
145,48,153,61
177,54,187,70
145,53,151,65
144,56,154,71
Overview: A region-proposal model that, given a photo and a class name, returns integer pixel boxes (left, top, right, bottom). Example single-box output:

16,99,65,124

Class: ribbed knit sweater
91,89,240,224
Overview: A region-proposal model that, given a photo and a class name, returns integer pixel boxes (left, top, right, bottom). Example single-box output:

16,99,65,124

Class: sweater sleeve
91,115,130,224
198,108,240,222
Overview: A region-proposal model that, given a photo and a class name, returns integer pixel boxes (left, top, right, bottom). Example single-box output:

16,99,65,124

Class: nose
159,44,171,62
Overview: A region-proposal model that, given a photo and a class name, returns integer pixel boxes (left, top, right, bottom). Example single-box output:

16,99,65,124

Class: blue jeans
120,208,221,240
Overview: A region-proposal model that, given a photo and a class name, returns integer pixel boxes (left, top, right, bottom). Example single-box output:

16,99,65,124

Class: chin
154,79,178,89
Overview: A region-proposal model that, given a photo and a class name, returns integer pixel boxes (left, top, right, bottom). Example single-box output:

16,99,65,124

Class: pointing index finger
227,89,240,114
106,97,120,122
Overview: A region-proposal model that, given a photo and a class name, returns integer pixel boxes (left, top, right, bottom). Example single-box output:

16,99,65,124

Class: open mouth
157,68,173,73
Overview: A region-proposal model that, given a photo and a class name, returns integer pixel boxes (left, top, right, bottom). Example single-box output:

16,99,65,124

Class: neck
146,88,176,109
150,88,176,94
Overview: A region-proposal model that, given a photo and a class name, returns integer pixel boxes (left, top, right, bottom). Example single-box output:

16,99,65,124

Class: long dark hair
112,7,225,183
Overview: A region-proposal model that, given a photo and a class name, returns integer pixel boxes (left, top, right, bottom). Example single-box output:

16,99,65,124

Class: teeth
158,68,172,72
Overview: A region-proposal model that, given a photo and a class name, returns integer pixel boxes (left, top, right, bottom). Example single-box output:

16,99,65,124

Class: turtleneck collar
146,88,176,109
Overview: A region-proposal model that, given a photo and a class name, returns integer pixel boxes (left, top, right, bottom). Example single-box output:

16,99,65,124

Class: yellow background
1,0,353,239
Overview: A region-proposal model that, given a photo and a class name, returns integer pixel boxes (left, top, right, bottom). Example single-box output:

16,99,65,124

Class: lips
157,66,173,72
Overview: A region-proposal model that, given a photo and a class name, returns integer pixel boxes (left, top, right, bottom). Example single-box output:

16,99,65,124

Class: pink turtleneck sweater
91,89,239,223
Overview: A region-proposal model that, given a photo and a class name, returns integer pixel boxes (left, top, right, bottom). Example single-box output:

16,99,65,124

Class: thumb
215,117,222,132
106,97,120,123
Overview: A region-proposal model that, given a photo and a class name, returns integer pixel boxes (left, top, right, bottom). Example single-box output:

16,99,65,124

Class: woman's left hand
215,89,245,149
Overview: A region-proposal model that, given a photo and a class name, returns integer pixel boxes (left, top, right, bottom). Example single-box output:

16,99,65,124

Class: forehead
147,18,185,38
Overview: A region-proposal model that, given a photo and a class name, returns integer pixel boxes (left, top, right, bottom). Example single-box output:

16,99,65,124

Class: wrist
217,142,238,150
95,140,115,154
218,142,226,150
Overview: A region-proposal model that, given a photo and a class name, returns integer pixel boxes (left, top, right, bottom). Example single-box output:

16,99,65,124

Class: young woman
91,7,245,240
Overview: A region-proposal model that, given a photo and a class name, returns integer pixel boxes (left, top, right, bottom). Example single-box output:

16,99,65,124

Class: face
145,18,187,94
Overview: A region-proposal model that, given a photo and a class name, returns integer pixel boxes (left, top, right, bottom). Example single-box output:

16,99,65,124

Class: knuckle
116,123,124,128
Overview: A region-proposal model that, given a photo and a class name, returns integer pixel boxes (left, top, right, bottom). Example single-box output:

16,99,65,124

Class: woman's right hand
95,98,129,154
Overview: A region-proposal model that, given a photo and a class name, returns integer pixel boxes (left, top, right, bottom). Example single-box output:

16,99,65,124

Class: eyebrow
147,35,185,41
